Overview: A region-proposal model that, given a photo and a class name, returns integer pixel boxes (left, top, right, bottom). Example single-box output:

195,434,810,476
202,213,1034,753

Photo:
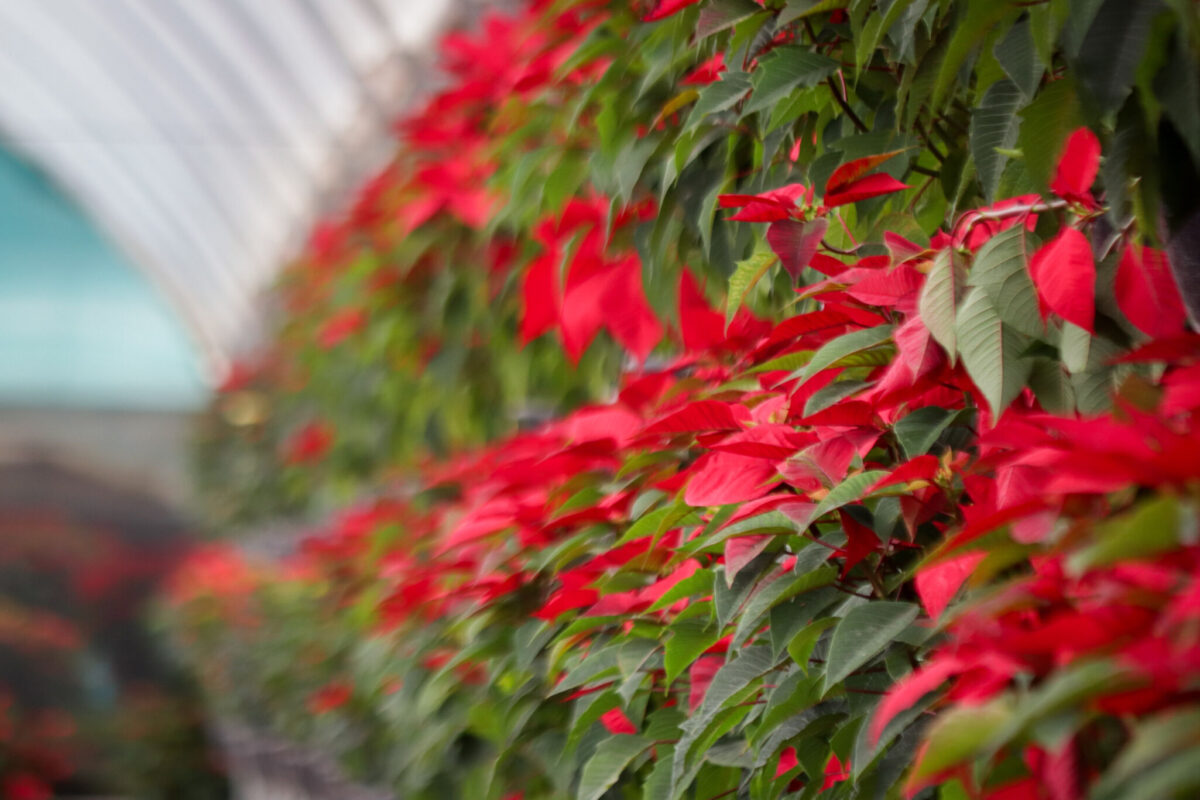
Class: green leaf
892,405,970,458
1018,76,1081,187
568,690,622,747
810,470,889,521
617,503,701,546
803,379,869,417
732,566,837,648
967,225,1041,338
688,72,753,125
556,646,621,693
1070,334,1122,415
747,350,814,376
1059,321,1091,374
642,744,676,800
769,585,839,659
970,79,1024,202
911,701,1013,782
726,248,778,330
919,248,962,363
983,660,1122,757
835,345,896,368
689,645,776,723
823,602,920,690
1028,0,1068,66
778,0,849,26
1074,0,1162,114
994,16,1042,100
715,556,771,630
684,511,799,556
615,137,659,206
665,614,721,685
1093,709,1200,800
1161,29,1200,167
931,3,1013,110
1027,358,1076,415
955,288,1032,418
853,0,920,74
671,704,754,797
754,670,825,743
696,0,765,38
1068,496,1188,574
798,325,894,382
787,616,838,673
745,47,838,115
648,568,714,613
577,734,654,800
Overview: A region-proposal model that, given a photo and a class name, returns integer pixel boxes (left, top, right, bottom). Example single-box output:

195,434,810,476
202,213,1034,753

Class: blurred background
0,1,475,795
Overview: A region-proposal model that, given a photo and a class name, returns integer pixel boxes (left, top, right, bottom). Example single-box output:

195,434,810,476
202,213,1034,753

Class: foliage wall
172,1,1200,798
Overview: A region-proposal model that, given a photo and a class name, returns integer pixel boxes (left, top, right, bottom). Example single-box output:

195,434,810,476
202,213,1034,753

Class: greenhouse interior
1,1,1198,798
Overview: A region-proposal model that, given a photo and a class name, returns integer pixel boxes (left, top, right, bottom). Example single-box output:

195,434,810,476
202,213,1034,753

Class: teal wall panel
0,148,207,410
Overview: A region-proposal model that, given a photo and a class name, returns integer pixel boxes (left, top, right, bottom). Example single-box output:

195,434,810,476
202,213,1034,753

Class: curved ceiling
0,0,464,381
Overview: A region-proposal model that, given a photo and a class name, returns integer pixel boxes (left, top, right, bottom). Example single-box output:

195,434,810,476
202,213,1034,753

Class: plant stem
826,76,869,133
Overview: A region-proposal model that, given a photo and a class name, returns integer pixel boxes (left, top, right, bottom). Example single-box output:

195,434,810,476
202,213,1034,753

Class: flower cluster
169,0,1200,798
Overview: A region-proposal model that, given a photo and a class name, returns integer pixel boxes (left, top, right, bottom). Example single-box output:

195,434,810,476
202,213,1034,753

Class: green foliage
171,1,1200,799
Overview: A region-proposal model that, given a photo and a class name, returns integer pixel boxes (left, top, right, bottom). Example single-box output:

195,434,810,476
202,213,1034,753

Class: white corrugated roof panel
0,0,461,380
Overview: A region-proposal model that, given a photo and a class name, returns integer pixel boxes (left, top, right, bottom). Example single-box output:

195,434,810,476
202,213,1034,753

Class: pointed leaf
745,47,838,115
696,0,764,37
930,2,1012,109
767,218,829,279
726,248,777,329
824,150,906,197
955,288,1031,418
824,602,920,690
1059,321,1091,375
1075,0,1160,114
690,645,775,722
967,225,1042,338
688,72,753,124
799,324,894,382
824,173,909,208
578,734,654,800
892,406,968,459
1018,77,1082,187
994,16,1042,100
810,470,890,521
970,79,1024,202
1068,496,1183,574
919,249,962,363
645,400,749,435
1115,243,1188,338
909,703,1012,785
1050,127,1101,201
665,616,721,684
1028,227,1096,333
915,552,985,620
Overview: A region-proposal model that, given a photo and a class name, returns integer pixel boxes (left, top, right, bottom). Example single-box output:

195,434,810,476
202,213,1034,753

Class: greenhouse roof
0,0,460,379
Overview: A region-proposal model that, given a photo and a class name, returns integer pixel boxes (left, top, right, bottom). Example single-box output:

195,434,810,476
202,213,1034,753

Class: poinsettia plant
169,0,1200,798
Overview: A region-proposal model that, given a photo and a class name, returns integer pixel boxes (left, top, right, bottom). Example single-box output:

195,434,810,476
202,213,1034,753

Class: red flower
599,707,638,734
821,754,852,791
1050,127,1101,207
719,183,811,222
3,774,51,800
682,53,725,85
641,0,702,22
317,307,367,349
284,421,334,465
308,681,352,714
1028,226,1096,333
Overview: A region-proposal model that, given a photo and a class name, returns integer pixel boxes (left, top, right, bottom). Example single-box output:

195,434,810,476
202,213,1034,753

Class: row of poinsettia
168,0,1200,798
